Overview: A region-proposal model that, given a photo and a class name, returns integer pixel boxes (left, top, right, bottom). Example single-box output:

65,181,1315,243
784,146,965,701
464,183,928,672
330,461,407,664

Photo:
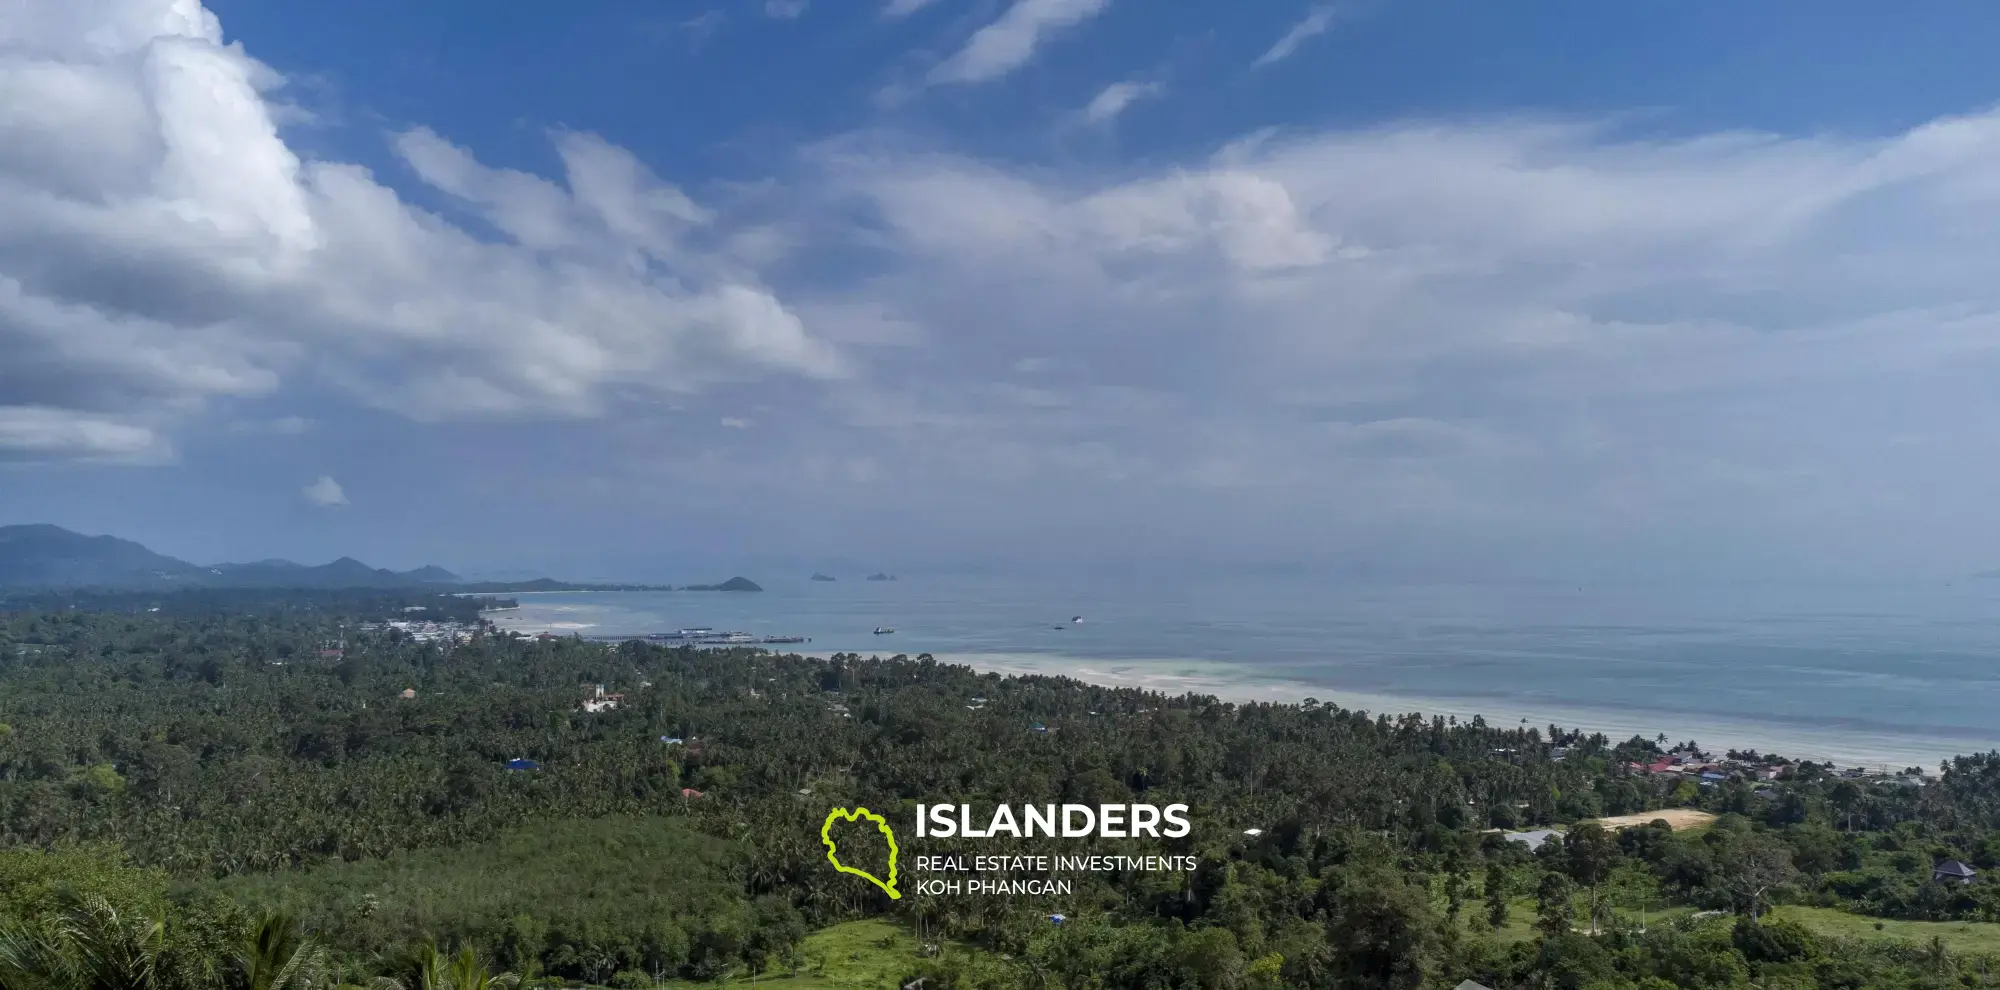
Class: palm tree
0,895,166,990
371,940,521,990
233,914,327,990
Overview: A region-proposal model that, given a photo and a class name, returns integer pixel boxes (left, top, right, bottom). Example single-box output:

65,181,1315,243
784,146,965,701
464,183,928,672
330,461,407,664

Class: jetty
642,630,808,646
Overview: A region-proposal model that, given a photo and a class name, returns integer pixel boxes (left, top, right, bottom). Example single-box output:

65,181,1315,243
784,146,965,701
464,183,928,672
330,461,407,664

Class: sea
478,576,2000,769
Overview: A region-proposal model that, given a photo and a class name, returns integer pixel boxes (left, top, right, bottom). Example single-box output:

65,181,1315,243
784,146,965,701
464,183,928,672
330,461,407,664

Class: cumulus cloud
931,0,1110,85
0,406,167,462
0,0,843,459
1082,80,1162,125
778,109,2000,571
21,0,2000,575
1255,5,1338,67
302,475,348,507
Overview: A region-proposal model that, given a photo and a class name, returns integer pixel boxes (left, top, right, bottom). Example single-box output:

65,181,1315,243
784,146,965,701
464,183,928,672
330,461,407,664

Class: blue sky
7,0,2000,582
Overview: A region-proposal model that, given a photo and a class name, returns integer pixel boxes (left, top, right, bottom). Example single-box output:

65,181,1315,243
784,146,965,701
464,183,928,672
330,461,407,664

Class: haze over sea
482,577,2000,769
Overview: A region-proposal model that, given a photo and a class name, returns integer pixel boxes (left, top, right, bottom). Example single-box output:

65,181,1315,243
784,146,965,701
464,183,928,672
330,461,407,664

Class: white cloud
24,1,2000,575
780,108,2000,572
0,0,845,459
0,406,167,462
765,0,808,19
721,417,752,429
302,475,348,507
1083,80,1162,125
882,0,941,16
1255,5,1337,67
930,0,1110,85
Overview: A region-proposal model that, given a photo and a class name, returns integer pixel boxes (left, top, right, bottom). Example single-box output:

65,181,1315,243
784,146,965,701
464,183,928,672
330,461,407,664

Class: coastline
479,607,1988,770
916,651,1970,770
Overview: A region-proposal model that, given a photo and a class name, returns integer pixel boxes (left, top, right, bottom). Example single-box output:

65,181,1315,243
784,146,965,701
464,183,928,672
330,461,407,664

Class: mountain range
0,525,462,590
0,524,775,594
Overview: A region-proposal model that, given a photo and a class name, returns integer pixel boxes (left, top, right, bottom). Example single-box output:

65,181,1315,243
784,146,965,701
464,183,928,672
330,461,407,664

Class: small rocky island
811,573,836,582
683,577,762,592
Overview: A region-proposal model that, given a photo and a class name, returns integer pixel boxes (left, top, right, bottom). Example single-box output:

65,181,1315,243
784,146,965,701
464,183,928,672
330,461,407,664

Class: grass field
664,919,1003,990
1771,906,2000,955
1480,896,1699,944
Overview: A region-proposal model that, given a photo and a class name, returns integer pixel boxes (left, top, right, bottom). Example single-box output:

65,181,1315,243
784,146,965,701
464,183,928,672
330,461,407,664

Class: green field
1771,906,2000,955
665,920,999,990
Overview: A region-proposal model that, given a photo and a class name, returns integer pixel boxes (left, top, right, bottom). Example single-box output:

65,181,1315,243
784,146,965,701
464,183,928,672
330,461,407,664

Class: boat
873,626,895,635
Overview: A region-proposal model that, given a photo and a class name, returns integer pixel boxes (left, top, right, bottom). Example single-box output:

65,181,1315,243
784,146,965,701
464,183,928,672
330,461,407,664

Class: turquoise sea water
481,577,2000,767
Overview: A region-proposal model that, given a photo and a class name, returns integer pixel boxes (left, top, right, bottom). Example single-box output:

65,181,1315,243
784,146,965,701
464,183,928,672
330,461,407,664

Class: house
681,788,705,799
399,688,416,700
1030,723,1050,733
1699,770,1730,784
1243,828,1265,837
1754,766,1783,781
1456,982,1496,990
504,758,540,771
660,736,684,745
1934,860,1978,884
1503,829,1563,852
581,684,625,713
1548,746,1570,761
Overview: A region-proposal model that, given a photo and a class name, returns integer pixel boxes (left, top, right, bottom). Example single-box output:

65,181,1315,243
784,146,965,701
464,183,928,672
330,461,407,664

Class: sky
7,0,2000,582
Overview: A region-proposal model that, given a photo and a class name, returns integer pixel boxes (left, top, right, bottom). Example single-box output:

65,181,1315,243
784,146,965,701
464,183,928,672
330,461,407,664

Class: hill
0,524,205,588
0,525,459,590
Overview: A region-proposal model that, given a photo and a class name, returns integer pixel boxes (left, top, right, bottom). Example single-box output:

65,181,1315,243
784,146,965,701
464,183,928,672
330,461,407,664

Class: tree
0,894,169,990
1717,835,1798,923
1562,823,1618,934
231,914,327,990
1535,873,1575,938
1484,864,1509,928
1327,871,1438,990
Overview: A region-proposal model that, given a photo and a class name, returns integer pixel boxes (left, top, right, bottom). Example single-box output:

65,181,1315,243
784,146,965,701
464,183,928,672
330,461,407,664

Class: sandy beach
916,651,1965,771
481,600,1987,771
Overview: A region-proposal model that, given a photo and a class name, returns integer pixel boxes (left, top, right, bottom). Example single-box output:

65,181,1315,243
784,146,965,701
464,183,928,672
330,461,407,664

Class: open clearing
1594,809,1717,831
1772,906,2000,955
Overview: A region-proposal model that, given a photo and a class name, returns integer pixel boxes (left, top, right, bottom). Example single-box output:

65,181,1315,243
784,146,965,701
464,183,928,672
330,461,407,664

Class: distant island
811,573,836,582
0,524,762,594
682,577,762,592
866,572,896,582
453,579,676,593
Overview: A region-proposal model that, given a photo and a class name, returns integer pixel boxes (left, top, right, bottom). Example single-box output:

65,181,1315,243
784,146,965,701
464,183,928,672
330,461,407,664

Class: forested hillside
3,600,2000,989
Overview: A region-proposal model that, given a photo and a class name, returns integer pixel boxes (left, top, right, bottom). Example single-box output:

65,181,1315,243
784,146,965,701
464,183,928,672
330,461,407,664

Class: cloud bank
0,0,842,459
13,0,2000,575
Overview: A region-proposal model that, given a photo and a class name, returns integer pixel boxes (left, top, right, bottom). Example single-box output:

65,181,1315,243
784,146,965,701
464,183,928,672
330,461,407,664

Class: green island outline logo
821,806,901,899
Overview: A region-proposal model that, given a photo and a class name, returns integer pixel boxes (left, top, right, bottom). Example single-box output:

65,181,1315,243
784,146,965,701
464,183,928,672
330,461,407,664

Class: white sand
918,651,1973,770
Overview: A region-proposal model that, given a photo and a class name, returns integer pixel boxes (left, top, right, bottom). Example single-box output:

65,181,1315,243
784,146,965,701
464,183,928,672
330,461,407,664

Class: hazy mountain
0,525,460,590
0,524,205,588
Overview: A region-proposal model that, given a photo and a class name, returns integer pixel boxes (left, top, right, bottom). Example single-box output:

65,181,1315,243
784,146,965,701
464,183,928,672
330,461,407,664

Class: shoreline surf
481,598,1982,769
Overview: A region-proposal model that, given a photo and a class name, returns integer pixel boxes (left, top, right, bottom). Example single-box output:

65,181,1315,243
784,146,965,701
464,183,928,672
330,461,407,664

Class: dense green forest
5,597,2000,989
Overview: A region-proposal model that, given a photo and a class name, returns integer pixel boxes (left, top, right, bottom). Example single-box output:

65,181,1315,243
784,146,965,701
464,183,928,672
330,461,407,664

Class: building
581,684,625,713
399,688,416,700
1502,829,1563,852
504,758,540,771
1456,982,1496,990
1935,860,1978,884
1548,746,1570,761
